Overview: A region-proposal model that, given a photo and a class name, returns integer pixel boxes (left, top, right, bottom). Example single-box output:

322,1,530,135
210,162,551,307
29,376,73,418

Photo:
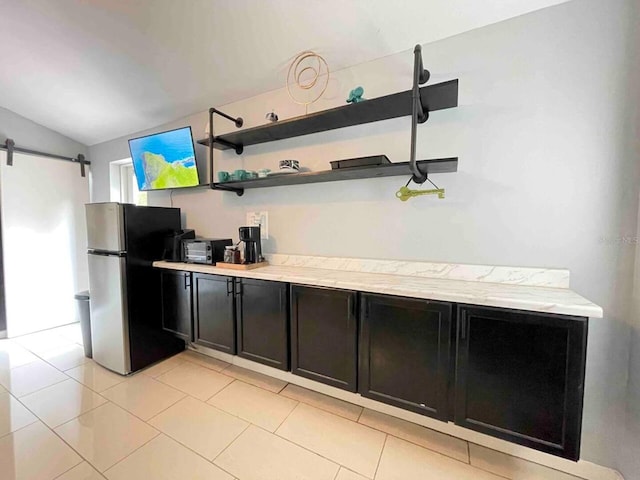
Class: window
109,159,147,205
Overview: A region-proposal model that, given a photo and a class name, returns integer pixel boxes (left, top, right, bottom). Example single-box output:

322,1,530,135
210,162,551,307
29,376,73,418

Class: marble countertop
152,257,603,318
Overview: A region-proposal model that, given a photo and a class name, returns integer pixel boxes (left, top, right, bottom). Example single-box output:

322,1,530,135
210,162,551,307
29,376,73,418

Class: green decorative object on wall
347,86,365,103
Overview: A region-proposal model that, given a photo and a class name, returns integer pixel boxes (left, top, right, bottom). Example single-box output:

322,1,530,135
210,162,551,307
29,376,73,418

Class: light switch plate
246,211,268,239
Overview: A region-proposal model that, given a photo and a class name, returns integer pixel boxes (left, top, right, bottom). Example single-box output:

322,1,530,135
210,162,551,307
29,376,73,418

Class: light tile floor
0,323,586,480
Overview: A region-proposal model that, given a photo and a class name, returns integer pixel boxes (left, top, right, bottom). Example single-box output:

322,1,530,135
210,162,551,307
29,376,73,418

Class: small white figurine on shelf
265,110,279,122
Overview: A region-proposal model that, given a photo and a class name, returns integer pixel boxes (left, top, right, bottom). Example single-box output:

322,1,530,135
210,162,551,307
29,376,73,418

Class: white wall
622,1,640,466
88,0,640,474
0,106,88,160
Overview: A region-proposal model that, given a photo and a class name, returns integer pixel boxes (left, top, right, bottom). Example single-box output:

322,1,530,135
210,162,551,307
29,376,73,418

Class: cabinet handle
347,295,355,328
184,273,191,289
226,278,233,296
235,279,243,296
280,289,287,312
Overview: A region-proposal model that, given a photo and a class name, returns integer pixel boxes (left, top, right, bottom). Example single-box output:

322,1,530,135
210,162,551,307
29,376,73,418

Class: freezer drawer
88,252,130,374
86,203,125,252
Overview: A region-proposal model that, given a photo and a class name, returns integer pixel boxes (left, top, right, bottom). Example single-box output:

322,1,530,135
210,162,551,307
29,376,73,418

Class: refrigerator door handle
88,250,126,257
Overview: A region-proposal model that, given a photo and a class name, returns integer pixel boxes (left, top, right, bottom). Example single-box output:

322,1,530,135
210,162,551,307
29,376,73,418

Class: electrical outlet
246,211,268,239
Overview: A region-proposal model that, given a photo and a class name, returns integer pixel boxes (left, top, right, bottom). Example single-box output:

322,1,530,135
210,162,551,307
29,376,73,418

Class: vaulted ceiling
0,0,569,145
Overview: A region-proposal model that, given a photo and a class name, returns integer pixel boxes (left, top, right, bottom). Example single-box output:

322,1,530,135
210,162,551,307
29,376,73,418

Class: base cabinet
454,306,588,460
291,285,358,391
193,273,236,354
160,270,192,341
236,278,289,370
359,293,452,420
156,268,590,461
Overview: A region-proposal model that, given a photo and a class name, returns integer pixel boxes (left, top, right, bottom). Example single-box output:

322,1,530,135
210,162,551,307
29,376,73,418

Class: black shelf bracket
215,137,243,155
212,183,244,196
410,44,431,184
207,107,244,194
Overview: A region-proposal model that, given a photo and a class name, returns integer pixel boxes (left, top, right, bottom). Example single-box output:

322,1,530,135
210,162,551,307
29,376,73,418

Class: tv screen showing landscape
128,127,199,191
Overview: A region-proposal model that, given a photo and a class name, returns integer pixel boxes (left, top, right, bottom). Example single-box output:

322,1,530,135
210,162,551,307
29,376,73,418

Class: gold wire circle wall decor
286,51,330,113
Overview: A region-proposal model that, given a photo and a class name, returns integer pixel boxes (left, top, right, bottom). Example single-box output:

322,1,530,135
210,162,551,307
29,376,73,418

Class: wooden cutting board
215,261,269,270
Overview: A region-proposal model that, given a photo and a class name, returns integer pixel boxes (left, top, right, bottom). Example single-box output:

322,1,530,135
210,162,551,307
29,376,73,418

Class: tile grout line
100,386,187,425
41,413,99,477
465,442,589,480
248,423,344,473
0,413,40,440
265,405,384,476
101,429,162,475
51,459,90,480
273,396,301,432
104,425,240,480
372,434,388,480
354,413,472,466
160,414,251,468
209,422,253,476
153,362,237,398
271,402,472,479
220,363,289,393
180,350,232,372
3,372,71,400
268,403,389,477
15,383,108,430
141,358,188,379
279,388,364,422
204,378,241,403
331,466,341,480
144,395,190,424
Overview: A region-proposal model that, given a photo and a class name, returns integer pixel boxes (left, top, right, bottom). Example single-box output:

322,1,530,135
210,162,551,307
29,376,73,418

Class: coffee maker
239,226,263,264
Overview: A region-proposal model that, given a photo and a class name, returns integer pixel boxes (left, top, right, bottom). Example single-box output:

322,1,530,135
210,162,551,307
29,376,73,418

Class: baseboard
188,344,624,480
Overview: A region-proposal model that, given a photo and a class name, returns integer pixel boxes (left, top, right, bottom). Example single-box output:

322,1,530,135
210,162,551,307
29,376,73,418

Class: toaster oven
182,239,232,265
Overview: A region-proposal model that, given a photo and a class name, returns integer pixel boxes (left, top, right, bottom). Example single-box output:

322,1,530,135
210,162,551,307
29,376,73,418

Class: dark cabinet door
291,285,358,391
193,273,236,354
455,306,588,460
236,278,289,370
160,270,192,341
359,293,452,420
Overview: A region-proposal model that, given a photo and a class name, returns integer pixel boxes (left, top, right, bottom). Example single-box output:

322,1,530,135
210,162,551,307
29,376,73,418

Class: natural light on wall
0,151,89,337
109,158,147,205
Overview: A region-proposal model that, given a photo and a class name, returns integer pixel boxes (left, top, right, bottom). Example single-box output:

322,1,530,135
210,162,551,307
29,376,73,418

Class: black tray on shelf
330,155,390,170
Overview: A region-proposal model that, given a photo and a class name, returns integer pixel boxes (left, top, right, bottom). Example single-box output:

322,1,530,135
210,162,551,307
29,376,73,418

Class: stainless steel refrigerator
86,202,184,375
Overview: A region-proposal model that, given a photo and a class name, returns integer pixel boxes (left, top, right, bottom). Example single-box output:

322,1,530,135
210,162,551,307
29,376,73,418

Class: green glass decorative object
347,86,365,104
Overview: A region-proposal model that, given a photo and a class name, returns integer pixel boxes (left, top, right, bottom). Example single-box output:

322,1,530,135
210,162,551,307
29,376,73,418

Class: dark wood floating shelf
198,80,458,152
212,158,457,192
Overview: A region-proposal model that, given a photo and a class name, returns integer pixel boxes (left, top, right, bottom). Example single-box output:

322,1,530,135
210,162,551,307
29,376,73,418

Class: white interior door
0,151,89,337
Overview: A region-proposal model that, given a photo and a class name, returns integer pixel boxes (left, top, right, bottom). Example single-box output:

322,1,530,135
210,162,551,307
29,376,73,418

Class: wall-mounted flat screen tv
128,126,199,191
